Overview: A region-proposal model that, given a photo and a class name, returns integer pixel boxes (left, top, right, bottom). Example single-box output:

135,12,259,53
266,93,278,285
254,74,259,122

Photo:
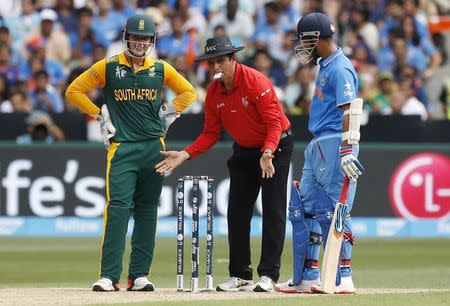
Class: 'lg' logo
389,152,450,219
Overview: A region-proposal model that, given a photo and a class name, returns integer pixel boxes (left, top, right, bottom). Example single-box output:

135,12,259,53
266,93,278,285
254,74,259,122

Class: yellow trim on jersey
161,60,196,113
65,59,106,115
98,141,121,278
159,137,166,151
117,52,155,72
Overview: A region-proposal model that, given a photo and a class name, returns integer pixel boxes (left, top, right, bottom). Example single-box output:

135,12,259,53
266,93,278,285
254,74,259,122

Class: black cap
195,35,245,61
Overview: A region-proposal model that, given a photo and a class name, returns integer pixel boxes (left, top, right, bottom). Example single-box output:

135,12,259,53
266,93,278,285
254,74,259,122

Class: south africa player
275,12,364,294
65,14,196,291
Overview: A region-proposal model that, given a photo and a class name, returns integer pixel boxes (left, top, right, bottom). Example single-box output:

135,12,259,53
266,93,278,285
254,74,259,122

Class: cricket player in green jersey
65,14,196,292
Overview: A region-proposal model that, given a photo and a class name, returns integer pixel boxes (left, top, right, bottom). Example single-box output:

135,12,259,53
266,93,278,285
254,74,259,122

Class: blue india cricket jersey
308,48,359,136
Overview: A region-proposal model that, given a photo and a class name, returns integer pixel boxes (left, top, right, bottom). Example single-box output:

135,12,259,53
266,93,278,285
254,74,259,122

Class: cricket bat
320,176,350,294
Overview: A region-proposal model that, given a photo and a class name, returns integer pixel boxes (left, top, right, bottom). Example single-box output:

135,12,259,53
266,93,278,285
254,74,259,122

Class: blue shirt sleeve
407,48,427,72
48,91,64,113
421,38,437,56
333,67,358,106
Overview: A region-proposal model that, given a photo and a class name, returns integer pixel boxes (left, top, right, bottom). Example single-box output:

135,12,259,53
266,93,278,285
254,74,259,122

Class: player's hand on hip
260,149,275,179
159,100,179,134
92,104,116,150
155,150,190,175
339,145,365,183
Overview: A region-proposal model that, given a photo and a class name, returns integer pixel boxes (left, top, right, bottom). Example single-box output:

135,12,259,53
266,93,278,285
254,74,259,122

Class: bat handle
339,176,351,204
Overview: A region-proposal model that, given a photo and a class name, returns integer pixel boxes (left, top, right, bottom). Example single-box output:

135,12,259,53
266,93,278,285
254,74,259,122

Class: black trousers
226,134,293,282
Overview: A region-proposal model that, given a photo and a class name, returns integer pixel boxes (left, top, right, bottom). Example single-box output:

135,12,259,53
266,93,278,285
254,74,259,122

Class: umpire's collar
118,52,155,72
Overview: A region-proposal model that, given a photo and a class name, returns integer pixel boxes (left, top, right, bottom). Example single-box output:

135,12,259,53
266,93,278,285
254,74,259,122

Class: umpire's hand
260,149,275,179
155,150,190,175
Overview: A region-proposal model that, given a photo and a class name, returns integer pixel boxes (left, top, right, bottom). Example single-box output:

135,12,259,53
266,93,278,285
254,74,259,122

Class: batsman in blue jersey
275,12,365,294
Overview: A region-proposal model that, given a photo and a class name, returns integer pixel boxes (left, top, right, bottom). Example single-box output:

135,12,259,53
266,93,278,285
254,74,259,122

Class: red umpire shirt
185,63,291,158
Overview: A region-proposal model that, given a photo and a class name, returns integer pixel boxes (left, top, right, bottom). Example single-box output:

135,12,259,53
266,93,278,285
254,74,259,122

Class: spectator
252,2,285,63
379,0,405,47
94,0,122,45
252,48,287,87
9,89,33,113
401,15,442,79
439,77,450,119
144,5,171,37
0,0,21,17
166,55,205,114
208,0,254,43
70,7,109,65
20,37,66,91
0,75,12,112
4,0,40,52
0,26,25,67
29,70,64,113
302,0,324,15
53,0,77,34
157,14,200,59
378,29,426,76
350,4,380,54
272,30,297,69
397,64,430,109
290,89,312,116
351,41,378,101
388,78,428,120
366,72,396,115
26,8,72,65
0,43,20,87
284,65,315,111
110,0,136,28
173,0,207,37
16,110,65,143
281,30,300,77
256,0,300,32
208,0,257,18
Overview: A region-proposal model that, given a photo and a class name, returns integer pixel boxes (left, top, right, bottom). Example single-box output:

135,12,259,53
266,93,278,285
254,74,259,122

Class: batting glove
159,100,179,135
339,145,365,183
92,104,116,150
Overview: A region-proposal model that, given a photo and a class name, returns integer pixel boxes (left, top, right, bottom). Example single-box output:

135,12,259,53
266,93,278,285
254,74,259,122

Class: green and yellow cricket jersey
66,52,196,141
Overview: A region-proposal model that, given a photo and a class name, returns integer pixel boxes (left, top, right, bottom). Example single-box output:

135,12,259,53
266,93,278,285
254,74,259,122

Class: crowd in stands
0,0,449,142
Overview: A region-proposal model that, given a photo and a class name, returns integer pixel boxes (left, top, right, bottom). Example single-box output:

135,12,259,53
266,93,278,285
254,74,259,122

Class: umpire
156,36,293,292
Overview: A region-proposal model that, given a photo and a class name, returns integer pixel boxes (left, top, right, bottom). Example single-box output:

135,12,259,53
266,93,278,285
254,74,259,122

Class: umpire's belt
280,128,293,139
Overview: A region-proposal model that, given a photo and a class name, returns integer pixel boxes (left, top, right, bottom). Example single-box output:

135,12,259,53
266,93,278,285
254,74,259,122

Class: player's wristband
339,145,353,156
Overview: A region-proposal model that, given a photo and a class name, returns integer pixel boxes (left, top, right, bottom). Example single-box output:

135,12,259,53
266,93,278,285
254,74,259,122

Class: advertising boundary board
0,142,448,219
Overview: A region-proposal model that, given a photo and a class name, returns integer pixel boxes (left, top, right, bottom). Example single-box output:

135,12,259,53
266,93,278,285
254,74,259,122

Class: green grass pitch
0,237,449,305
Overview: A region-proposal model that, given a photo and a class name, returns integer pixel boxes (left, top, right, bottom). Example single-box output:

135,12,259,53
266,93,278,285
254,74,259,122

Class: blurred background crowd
0,0,449,142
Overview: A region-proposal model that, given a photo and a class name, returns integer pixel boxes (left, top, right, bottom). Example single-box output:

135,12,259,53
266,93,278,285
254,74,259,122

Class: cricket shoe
275,278,320,294
335,276,356,294
253,276,275,292
310,276,356,294
92,277,120,292
216,277,254,292
127,276,155,291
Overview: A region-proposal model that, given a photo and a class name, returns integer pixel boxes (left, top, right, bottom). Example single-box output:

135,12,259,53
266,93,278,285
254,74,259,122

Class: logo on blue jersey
313,86,324,100
343,81,354,98
320,76,326,86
